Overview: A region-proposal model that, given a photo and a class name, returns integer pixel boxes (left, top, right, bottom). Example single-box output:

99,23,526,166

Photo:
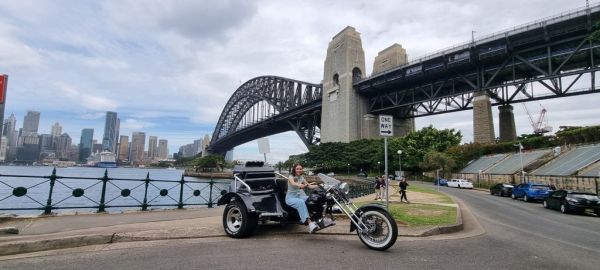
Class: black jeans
400,190,407,201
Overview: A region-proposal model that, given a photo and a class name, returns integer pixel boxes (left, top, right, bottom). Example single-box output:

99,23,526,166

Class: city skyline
1,1,599,163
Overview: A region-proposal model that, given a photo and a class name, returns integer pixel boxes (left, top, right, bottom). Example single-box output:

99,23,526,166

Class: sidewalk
0,185,462,256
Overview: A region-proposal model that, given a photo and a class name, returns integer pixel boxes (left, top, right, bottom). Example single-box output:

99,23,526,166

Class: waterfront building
158,139,168,160
51,122,62,137
193,139,203,155
0,136,6,162
79,128,94,162
0,75,7,156
130,132,146,163
16,134,40,163
22,110,40,135
55,133,72,160
118,135,129,162
102,111,119,153
148,136,158,160
3,113,17,160
201,134,210,157
225,149,233,162
92,143,103,154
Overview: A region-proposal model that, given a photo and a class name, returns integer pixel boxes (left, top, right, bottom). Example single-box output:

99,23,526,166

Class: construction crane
522,103,553,135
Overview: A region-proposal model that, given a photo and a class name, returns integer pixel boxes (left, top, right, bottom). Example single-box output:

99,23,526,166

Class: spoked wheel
356,209,398,251
543,200,549,209
560,203,568,214
223,200,258,238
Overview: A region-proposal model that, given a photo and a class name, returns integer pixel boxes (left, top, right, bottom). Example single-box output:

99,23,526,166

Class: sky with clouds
1,0,598,163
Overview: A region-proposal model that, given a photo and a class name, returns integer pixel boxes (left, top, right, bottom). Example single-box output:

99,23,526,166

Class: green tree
193,155,225,172
420,151,456,178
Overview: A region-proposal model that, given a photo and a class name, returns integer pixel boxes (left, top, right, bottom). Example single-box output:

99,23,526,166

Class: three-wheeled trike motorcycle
217,162,398,251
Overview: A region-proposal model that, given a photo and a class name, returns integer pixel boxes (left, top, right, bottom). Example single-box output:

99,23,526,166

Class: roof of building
460,154,508,174
485,150,551,175
534,144,600,176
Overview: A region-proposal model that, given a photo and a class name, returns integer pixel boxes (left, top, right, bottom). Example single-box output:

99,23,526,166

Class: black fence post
44,168,57,215
98,169,109,213
208,179,214,208
142,172,150,211
178,175,185,209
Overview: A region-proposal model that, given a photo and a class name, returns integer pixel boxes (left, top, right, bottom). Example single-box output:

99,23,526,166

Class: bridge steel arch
209,76,322,154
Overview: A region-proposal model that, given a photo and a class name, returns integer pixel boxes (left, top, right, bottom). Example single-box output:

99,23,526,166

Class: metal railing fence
0,168,229,214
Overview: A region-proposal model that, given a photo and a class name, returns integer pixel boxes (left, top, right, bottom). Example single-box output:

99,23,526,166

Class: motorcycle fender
217,193,255,211
350,204,389,232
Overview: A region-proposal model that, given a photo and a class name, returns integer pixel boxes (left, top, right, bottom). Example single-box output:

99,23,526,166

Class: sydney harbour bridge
209,4,600,154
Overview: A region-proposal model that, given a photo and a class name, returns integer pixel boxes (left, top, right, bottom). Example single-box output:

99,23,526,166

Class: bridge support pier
473,91,496,144
321,26,368,143
498,104,517,142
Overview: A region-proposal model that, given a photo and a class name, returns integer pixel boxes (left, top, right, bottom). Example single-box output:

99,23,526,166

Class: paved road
1,184,599,270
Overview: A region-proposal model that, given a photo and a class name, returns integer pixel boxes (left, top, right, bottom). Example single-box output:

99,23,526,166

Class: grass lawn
405,185,455,204
387,202,457,226
357,202,457,226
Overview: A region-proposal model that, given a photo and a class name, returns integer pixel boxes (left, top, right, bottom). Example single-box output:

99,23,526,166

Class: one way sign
379,115,393,137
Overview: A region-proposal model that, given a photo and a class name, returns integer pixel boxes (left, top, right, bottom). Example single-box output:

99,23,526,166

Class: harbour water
0,166,229,216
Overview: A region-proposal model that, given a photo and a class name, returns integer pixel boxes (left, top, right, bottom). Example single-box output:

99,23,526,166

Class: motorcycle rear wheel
356,209,398,251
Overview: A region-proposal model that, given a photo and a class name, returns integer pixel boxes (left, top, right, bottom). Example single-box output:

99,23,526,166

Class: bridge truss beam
366,34,600,118
209,76,322,154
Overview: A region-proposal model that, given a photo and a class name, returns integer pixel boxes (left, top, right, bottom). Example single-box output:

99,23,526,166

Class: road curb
0,234,113,256
419,202,464,236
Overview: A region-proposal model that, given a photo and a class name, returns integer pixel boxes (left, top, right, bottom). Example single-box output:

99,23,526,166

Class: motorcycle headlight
338,182,350,195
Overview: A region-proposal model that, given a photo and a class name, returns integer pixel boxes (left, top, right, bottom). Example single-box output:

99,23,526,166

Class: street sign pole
384,136,388,209
379,115,393,210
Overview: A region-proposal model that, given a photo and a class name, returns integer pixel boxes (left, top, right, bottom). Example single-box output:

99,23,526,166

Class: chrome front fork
331,195,369,232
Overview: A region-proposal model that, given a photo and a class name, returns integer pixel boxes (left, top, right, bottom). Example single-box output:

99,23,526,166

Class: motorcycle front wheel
356,209,398,251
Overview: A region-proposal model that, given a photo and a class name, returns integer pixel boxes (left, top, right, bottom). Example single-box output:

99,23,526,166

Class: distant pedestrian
379,176,387,199
374,177,381,200
399,178,409,203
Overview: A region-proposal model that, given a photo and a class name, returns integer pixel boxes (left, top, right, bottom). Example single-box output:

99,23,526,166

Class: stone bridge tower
321,26,368,143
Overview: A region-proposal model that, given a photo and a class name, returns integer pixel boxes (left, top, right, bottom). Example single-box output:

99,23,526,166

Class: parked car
433,178,448,186
356,171,368,177
511,183,551,202
489,183,514,197
543,189,600,215
447,179,474,189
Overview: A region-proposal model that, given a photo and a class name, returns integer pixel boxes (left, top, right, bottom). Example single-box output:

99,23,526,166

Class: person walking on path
399,178,409,203
374,177,382,200
379,176,387,200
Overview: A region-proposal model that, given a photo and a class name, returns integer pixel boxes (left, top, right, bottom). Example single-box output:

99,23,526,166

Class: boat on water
95,151,117,168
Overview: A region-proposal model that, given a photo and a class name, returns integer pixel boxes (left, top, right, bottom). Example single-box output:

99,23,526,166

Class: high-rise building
39,134,56,161
148,136,158,160
201,134,210,157
3,113,17,160
0,136,7,162
225,149,233,162
79,128,94,162
16,134,39,163
51,122,62,137
55,133,72,160
118,135,129,162
22,110,40,135
130,132,146,163
0,75,8,153
193,139,203,155
102,111,118,153
158,139,168,160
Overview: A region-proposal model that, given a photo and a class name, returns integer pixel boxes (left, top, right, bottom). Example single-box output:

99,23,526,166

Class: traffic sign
379,115,393,137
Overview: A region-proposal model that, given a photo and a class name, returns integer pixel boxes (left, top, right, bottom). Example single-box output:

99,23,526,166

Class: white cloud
0,0,597,157
119,118,156,131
